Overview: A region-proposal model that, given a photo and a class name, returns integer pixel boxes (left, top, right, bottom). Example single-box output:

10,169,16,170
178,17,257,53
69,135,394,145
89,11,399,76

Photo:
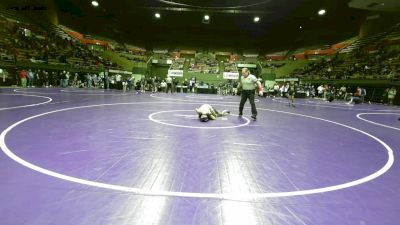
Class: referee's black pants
239,90,257,116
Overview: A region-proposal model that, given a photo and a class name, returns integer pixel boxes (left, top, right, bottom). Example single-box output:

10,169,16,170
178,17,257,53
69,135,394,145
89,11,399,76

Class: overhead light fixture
318,9,326,15
202,15,210,24
155,13,161,18
91,1,99,7
254,16,260,23
299,25,303,29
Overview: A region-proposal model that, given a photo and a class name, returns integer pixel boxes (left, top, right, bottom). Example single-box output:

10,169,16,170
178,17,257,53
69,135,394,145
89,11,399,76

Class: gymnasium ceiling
3,0,400,53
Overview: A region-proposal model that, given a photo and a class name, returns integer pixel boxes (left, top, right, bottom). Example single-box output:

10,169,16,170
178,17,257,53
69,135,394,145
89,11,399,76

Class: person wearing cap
238,68,263,119
195,104,230,122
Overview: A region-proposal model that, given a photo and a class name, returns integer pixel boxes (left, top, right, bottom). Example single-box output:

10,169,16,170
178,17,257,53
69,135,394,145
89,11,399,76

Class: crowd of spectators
290,46,400,80
169,58,185,70
261,60,286,69
188,55,219,74
152,53,172,60
262,81,397,105
0,67,104,88
118,51,148,63
223,62,238,73
0,17,118,70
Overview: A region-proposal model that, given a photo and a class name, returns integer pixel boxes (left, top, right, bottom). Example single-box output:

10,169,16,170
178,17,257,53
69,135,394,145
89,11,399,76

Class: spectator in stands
102,73,108,90
232,81,239,96
61,71,68,88
140,75,146,93
86,73,92,88
166,76,173,93
19,69,28,87
0,68,9,86
381,88,389,104
70,73,77,88
173,77,179,93
127,75,134,91
91,74,98,88
27,69,34,87
122,79,127,93
43,71,50,87
317,84,324,98
360,87,367,103
115,73,122,90
347,86,362,104
149,76,156,93
273,83,279,97
323,84,331,101
388,87,397,105
182,78,189,93
135,79,142,93
189,77,196,93
160,80,167,92
0,68,4,85
36,69,43,87
282,83,289,97
338,85,347,99
287,83,296,107
154,77,160,93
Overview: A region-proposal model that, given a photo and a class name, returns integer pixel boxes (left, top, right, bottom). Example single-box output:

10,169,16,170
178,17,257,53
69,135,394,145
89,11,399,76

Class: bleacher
170,58,185,70
1,4,400,91
188,55,219,74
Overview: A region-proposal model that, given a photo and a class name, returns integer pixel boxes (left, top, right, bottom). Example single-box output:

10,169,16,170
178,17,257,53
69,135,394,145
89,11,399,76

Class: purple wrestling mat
0,88,399,225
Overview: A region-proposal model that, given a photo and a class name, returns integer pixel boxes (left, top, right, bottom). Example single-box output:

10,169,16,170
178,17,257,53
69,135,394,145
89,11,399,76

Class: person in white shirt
195,104,230,122
0,68,5,85
166,76,173,93
237,68,263,120
317,85,324,98
160,80,167,92
388,87,397,105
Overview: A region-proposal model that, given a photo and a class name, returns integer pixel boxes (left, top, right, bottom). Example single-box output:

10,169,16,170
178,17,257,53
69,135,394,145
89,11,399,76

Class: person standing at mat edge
238,68,263,120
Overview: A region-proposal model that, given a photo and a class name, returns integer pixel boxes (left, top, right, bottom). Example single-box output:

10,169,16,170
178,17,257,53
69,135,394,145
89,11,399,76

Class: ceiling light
91,1,99,7
299,25,303,29
204,15,210,20
318,9,326,15
155,13,161,18
254,17,260,22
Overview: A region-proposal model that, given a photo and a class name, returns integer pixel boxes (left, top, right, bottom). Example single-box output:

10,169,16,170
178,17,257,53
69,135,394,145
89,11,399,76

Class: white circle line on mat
0,94,52,111
0,102,395,201
356,113,400,131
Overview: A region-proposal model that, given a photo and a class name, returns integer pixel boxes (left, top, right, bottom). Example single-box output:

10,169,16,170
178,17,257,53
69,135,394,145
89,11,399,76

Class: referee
238,68,263,119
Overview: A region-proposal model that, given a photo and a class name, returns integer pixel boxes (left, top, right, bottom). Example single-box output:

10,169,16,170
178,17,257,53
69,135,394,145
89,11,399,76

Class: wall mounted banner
109,69,133,75
168,70,184,77
275,78,299,82
237,63,257,68
223,72,239,79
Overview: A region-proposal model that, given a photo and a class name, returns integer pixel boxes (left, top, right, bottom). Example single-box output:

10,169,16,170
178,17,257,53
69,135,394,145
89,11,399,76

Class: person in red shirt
19,69,28,87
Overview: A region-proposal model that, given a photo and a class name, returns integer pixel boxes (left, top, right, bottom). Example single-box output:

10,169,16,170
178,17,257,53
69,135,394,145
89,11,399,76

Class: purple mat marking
0,88,400,225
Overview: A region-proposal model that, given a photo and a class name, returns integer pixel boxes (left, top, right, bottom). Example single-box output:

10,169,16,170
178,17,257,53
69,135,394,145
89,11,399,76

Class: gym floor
0,88,399,225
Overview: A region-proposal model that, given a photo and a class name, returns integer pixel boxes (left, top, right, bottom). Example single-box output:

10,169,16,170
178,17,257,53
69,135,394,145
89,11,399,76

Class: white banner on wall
237,63,257,68
223,72,239,79
168,70,184,77
109,69,133,75
275,78,299,82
